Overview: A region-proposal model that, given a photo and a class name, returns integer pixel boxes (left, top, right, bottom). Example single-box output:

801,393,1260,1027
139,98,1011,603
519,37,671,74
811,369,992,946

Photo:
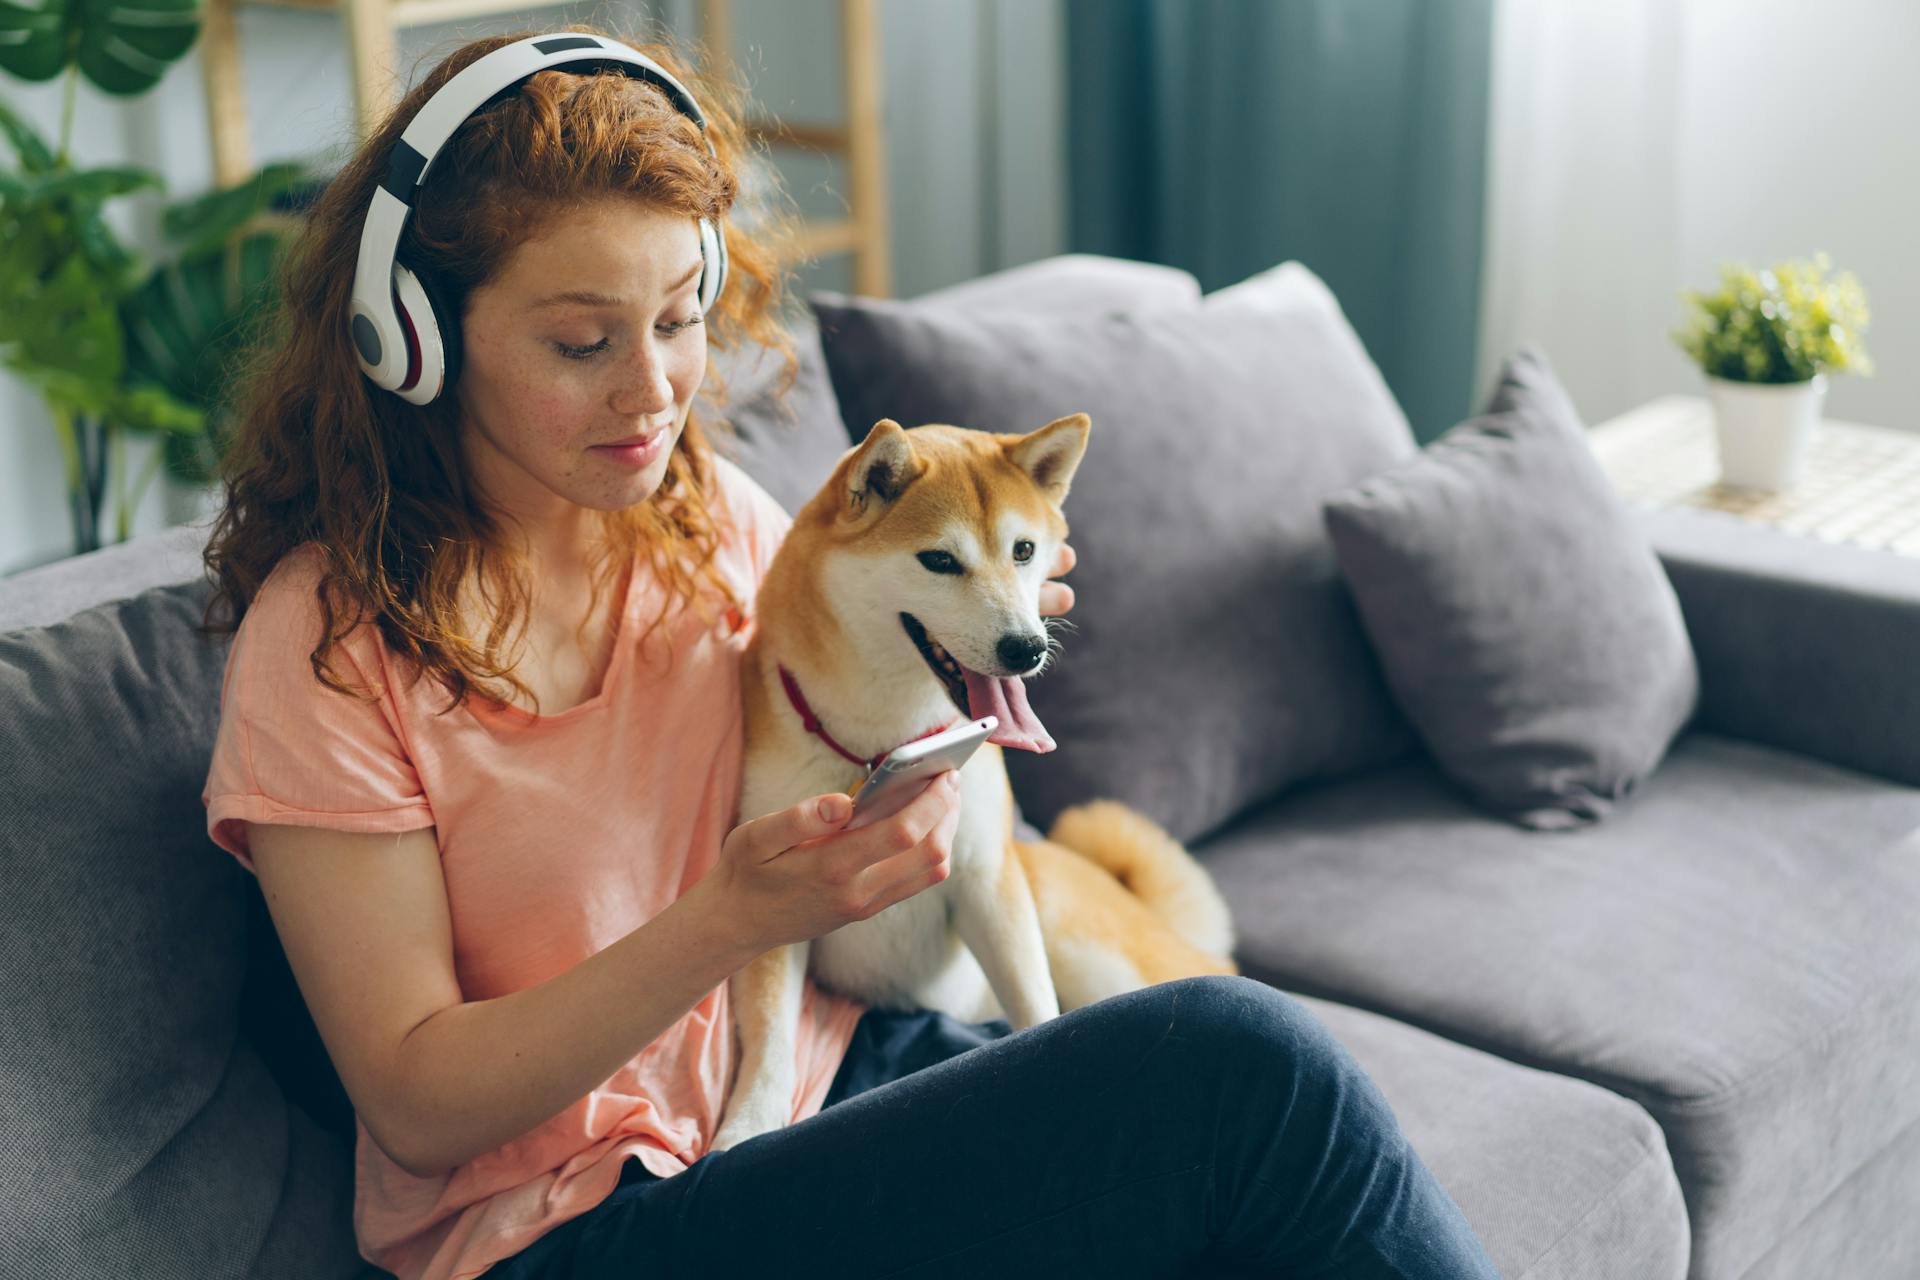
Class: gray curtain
1067,0,1494,441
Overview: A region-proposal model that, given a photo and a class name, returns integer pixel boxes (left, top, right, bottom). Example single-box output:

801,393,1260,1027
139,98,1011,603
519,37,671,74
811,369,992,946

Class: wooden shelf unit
198,0,891,295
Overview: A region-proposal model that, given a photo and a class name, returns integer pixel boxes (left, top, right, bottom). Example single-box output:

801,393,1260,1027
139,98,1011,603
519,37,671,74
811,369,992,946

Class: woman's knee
1144,977,1410,1156
1149,975,1355,1078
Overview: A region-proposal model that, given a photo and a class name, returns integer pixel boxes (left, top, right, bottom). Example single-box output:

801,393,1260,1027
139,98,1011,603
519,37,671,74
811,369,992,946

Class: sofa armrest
1642,505,1920,787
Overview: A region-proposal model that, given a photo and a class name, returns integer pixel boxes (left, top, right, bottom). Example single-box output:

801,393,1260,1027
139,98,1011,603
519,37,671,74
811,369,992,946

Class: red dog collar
777,664,953,772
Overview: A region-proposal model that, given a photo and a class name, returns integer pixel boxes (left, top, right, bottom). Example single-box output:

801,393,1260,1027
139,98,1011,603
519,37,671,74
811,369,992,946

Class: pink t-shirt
201,456,866,1280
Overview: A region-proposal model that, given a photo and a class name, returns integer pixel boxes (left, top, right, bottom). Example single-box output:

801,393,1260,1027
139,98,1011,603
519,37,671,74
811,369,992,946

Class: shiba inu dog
712,413,1238,1151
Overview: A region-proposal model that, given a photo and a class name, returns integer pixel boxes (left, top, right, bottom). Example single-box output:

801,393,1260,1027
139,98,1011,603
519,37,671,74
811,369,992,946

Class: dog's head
793,413,1090,753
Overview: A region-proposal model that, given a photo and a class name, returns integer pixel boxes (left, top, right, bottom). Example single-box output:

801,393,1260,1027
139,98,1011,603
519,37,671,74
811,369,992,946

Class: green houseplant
1672,253,1873,492
0,0,315,557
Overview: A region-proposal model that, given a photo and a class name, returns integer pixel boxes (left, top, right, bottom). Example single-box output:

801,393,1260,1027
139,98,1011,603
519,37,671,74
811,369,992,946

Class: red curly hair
198,21,803,718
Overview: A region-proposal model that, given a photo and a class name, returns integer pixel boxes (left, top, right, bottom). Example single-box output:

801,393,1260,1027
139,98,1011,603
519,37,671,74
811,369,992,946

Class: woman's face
455,197,709,566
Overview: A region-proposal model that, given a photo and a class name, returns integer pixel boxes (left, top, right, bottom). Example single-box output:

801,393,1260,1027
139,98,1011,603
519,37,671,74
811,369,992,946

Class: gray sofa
4,253,1916,1280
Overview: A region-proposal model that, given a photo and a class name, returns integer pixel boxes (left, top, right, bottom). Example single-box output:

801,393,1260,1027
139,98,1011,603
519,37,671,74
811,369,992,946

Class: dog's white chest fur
737,736,1008,1023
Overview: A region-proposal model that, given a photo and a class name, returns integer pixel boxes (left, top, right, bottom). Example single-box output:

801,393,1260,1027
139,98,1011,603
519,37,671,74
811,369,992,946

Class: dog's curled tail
1045,800,1237,962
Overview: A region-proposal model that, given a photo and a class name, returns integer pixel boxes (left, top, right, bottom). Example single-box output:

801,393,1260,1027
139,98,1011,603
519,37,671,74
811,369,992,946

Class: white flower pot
1705,373,1827,491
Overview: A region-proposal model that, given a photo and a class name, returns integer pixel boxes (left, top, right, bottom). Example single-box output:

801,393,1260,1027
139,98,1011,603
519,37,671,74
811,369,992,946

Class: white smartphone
845,715,999,829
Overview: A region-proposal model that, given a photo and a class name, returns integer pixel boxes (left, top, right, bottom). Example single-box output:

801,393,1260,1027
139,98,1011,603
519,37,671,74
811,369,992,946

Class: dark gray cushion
808,285,1418,845
1323,345,1699,830
700,256,1209,518
0,581,365,1279
1197,732,1920,1280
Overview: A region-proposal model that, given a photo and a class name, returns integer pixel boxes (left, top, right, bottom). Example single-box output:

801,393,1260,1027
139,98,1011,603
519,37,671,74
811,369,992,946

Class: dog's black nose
997,632,1047,673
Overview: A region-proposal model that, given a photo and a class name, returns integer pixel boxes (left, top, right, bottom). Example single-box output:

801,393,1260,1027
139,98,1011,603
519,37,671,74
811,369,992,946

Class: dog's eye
1012,540,1035,564
917,551,964,575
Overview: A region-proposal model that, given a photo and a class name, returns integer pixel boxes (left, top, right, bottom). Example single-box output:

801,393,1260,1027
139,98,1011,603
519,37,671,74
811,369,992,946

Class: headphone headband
351,33,729,405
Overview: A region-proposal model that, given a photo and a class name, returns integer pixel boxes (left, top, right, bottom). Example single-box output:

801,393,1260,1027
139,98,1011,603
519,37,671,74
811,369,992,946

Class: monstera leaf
0,0,67,82
0,0,203,94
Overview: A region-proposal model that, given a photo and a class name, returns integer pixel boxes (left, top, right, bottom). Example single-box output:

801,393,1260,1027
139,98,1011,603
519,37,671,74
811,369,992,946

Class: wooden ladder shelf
198,0,891,295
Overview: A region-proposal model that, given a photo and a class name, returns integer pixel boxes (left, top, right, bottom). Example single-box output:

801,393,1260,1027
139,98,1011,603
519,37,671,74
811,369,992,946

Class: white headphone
349,33,730,406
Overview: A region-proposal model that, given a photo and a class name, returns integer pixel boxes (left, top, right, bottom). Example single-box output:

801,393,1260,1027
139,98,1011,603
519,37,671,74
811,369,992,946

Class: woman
197,23,1501,1280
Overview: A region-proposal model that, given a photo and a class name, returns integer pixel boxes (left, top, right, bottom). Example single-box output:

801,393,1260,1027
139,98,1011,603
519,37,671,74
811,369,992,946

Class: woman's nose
611,342,675,416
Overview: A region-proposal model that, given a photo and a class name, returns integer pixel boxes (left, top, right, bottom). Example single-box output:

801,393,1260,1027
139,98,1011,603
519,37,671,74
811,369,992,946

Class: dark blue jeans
486,976,1501,1278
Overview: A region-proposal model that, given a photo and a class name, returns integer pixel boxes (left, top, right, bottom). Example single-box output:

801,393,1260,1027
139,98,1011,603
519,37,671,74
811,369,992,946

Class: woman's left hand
1038,542,1077,618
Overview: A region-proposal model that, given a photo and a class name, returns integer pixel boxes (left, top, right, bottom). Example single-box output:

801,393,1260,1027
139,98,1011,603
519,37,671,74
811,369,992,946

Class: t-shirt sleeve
202,547,436,875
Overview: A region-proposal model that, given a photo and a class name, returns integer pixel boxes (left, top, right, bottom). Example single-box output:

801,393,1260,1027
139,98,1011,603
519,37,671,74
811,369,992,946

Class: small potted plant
1672,252,1872,491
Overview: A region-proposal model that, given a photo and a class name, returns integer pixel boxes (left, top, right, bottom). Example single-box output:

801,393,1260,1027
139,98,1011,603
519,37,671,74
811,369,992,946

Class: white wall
0,0,1065,575
1477,0,1918,434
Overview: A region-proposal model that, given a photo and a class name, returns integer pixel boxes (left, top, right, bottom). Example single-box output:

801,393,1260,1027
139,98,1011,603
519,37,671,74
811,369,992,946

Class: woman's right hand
706,770,963,953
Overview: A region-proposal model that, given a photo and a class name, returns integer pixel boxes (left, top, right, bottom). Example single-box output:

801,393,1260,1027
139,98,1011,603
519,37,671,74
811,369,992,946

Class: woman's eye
917,551,964,575
1012,539,1035,563
552,316,703,361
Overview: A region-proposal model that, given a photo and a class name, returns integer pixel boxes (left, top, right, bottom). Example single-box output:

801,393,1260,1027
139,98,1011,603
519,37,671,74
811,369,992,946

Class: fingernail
819,795,849,822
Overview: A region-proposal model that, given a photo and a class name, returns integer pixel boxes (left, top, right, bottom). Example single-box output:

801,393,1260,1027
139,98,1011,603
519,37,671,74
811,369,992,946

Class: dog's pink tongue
962,669,1055,753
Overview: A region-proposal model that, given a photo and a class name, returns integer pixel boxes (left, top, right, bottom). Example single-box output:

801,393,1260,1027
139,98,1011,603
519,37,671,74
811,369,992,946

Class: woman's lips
597,429,664,447
590,430,669,467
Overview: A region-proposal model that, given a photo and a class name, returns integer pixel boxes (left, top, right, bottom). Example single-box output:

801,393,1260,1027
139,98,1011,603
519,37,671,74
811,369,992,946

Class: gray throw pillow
1322,345,1700,830
0,582,364,1278
808,289,1418,845
702,255,1205,517
909,252,1201,315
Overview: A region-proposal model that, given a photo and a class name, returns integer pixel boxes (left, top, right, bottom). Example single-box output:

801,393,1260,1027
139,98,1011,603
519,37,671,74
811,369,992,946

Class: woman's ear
845,419,925,515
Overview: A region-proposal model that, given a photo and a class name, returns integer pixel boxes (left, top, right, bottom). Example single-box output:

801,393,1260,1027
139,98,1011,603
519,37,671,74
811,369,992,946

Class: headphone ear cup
390,263,444,406
413,267,464,395
697,216,726,314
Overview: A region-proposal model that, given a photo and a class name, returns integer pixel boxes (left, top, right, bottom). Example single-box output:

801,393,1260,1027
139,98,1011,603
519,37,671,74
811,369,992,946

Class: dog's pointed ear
1005,413,1091,504
846,419,924,515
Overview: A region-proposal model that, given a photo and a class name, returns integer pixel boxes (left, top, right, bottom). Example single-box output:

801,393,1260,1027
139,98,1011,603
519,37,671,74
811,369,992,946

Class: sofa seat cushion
1741,1108,1920,1280
1200,733,1920,1279
1289,993,1688,1280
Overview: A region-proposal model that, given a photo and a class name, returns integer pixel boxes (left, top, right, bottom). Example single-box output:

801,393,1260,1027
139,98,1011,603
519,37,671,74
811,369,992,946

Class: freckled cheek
516,383,595,449
669,347,706,418
508,369,599,451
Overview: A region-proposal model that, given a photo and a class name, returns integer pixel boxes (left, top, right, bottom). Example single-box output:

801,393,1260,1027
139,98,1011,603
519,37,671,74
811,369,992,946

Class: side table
1587,395,1920,557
